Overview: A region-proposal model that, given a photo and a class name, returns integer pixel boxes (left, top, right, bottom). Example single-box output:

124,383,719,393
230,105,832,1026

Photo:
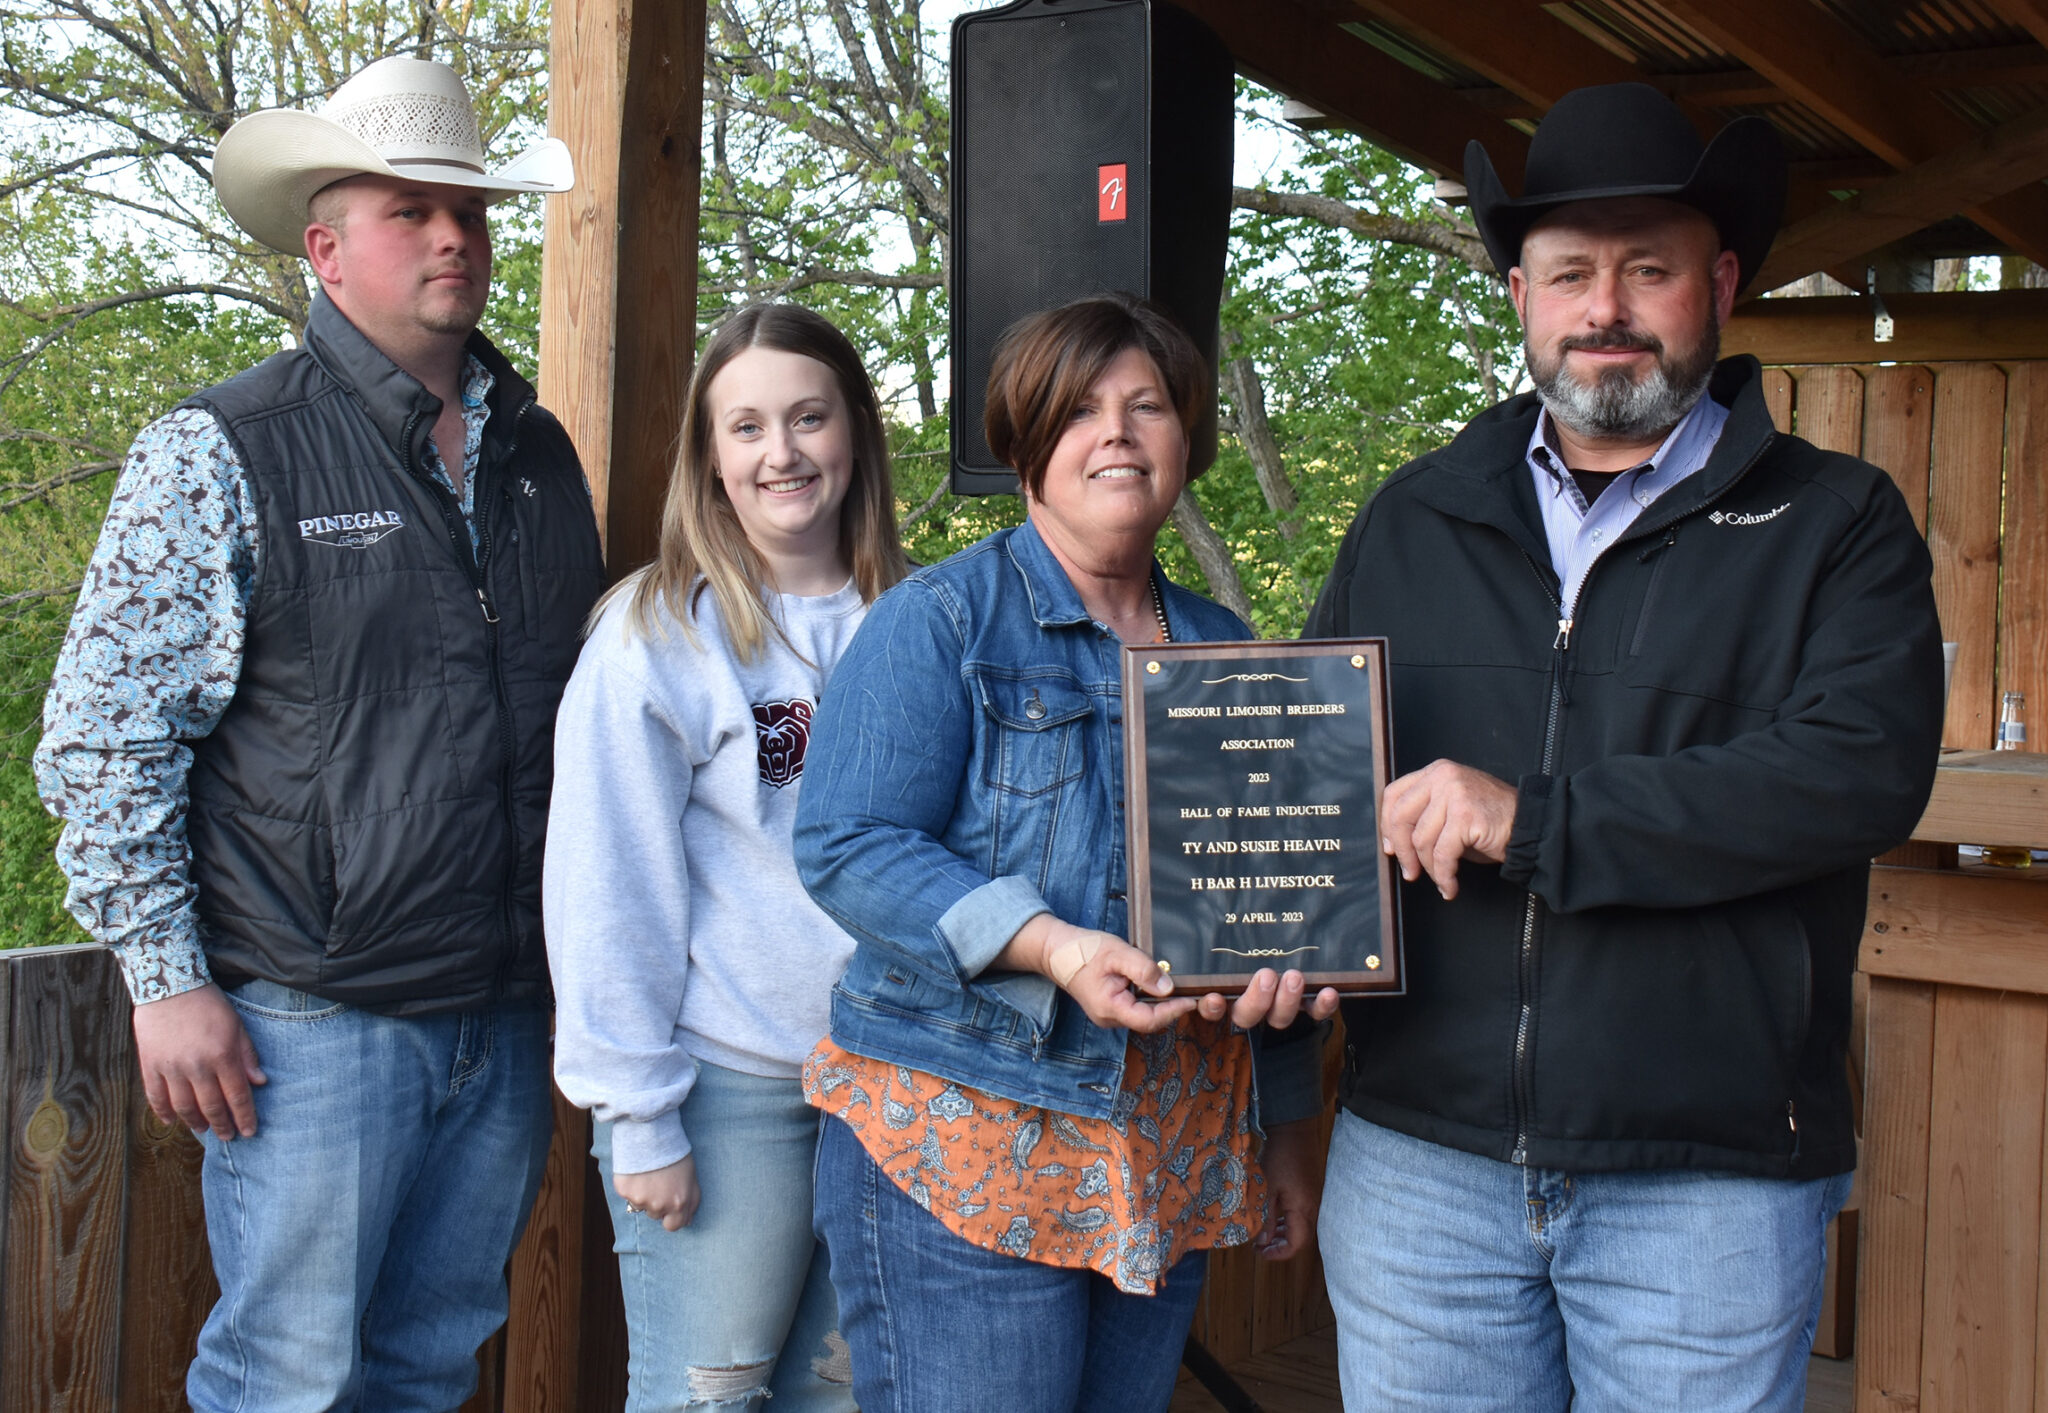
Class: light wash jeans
594,1062,851,1413
812,1113,1208,1413
1319,1111,1852,1412
189,978,552,1413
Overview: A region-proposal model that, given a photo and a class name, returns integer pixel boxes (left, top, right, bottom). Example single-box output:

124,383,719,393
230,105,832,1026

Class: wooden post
0,945,137,1411
508,3,706,1409
538,0,707,577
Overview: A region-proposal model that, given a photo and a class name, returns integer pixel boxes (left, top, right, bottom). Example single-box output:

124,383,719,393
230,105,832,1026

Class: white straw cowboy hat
213,56,574,255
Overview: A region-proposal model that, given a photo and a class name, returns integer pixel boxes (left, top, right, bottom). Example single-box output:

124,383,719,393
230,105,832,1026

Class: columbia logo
299,509,406,549
1709,503,1790,527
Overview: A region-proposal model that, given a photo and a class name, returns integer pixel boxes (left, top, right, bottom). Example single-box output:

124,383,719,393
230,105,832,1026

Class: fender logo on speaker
1098,164,1128,222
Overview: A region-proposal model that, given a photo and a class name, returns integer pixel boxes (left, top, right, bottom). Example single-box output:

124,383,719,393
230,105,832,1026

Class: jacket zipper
402,392,537,1001
1512,550,1564,1166
1502,430,1776,1165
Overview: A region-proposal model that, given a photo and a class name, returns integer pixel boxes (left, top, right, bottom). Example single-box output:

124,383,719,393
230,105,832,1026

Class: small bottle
1985,692,2032,868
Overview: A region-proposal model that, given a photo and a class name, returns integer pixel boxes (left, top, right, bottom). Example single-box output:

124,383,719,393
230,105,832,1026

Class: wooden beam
518,5,704,1409
1911,750,2048,849
1987,0,2048,59
1724,289,2048,364
1343,0,1643,107
1176,0,1527,186
1753,104,2048,293
1657,0,2048,271
537,0,705,578
1863,865,2048,992
1660,42,2048,108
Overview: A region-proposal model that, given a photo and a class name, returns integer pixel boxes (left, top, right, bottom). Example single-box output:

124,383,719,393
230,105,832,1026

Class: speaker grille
952,0,1233,495
954,2,1151,486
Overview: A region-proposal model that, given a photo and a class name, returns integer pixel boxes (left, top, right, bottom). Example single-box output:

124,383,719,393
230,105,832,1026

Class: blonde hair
605,304,908,660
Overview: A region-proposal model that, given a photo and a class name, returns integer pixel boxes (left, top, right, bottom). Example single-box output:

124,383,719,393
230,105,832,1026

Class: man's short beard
1531,317,1720,443
418,305,481,337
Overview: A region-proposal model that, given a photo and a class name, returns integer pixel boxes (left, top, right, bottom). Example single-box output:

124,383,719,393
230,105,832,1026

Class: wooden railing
0,942,1334,1411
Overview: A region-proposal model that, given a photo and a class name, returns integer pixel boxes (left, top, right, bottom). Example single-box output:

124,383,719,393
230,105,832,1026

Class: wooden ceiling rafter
1991,0,2048,52
1752,100,2048,291
1172,0,1532,190
1655,0,2048,275
1344,0,1652,108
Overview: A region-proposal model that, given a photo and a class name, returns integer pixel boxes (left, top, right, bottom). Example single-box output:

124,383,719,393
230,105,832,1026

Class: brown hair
982,293,1208,498
606,303,907,659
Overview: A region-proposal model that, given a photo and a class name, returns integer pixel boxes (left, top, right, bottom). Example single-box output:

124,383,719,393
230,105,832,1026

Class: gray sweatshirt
544,578,867,1175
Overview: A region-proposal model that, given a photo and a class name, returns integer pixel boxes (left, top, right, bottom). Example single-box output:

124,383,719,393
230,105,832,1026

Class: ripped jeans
595,1063,852,1413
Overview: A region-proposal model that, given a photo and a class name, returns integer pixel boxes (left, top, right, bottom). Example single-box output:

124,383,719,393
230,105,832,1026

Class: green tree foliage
1182,100,1522,634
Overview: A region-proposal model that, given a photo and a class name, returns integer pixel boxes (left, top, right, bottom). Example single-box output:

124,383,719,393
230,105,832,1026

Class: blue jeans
812,1113,1207,1413
593,1064,851,1412
1319,1112,1852,1412
188,979,552,1413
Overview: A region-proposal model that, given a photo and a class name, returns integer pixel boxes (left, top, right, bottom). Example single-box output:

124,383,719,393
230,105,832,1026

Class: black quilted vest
182,295,604,1014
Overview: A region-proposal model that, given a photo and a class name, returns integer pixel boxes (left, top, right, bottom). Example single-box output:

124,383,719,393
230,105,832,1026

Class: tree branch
1232,186,1493,274
1169,490,1254,624
0,460,120,512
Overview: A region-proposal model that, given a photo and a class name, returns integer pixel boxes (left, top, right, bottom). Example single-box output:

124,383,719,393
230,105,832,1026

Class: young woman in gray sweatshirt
544,304,906,1411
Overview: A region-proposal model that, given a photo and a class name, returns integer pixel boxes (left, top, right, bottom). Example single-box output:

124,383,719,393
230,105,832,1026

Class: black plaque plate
1123,639,1401,995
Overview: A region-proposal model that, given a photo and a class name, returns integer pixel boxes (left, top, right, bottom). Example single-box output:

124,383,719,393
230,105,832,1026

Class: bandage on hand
1046,931,1106,989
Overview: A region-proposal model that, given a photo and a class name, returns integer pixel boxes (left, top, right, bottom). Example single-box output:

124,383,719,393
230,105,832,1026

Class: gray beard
1532,324,1720,443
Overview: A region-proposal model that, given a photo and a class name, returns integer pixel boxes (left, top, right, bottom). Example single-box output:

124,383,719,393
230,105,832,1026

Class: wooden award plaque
1122,638,1402,996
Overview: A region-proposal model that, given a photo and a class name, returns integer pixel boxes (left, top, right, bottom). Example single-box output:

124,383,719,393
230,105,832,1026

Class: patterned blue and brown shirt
34,357,494,1004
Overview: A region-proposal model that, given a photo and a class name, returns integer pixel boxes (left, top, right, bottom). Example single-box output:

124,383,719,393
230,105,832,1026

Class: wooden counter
1858,753,2048,1413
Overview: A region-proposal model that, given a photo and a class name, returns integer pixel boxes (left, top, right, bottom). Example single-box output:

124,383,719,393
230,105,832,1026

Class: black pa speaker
950,0,1235,495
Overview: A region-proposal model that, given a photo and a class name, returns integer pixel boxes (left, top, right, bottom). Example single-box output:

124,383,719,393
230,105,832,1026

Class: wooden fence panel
1920,987,2048,1413
1862,366,1935,533
1856,976,1936,1413
1796,365,1867,454
114,1078,212,1413
1928,365,2008,750
2005,364,2048,747
1,945,135,1412
1763,367,1795,434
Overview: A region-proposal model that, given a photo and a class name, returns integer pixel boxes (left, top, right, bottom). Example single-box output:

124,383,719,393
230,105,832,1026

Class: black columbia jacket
1309,356,1942,1179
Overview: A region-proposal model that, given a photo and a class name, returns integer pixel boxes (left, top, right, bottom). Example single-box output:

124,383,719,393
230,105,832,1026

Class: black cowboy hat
1464,83,1786,293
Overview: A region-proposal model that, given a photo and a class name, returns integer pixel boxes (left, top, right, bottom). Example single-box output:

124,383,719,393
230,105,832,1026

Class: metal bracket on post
1869,265,1896,344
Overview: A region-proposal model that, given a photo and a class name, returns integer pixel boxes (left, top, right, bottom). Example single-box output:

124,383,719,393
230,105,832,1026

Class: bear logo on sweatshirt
753,698,815,789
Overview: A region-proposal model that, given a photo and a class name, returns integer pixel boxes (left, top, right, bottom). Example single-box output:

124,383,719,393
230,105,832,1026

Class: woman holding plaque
792,293,1339,1413
544,303,905,1411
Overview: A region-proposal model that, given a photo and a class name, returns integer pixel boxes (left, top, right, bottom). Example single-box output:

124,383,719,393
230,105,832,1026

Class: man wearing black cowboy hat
1306,83,1942,1408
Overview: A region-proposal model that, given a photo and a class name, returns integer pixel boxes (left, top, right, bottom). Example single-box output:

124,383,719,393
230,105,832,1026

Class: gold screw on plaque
1157,959,1171,973
1351,655,1365,668
1365,954,1382,970
1146,661,1160,674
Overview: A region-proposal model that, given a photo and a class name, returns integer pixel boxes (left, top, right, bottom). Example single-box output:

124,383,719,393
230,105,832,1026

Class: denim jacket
794,519,1323,1124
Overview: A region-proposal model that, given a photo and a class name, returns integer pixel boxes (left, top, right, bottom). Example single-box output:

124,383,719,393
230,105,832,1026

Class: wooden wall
0,951,1336,1413
1766,360,2048,1411
1757,361,2046,750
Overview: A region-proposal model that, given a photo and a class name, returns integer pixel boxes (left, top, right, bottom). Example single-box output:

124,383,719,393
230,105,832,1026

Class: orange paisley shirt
803,1017,1261,1294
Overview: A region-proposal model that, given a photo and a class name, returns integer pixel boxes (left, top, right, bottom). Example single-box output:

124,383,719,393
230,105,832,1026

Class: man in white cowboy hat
37,55,602,1410
1305,83,1943,1409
